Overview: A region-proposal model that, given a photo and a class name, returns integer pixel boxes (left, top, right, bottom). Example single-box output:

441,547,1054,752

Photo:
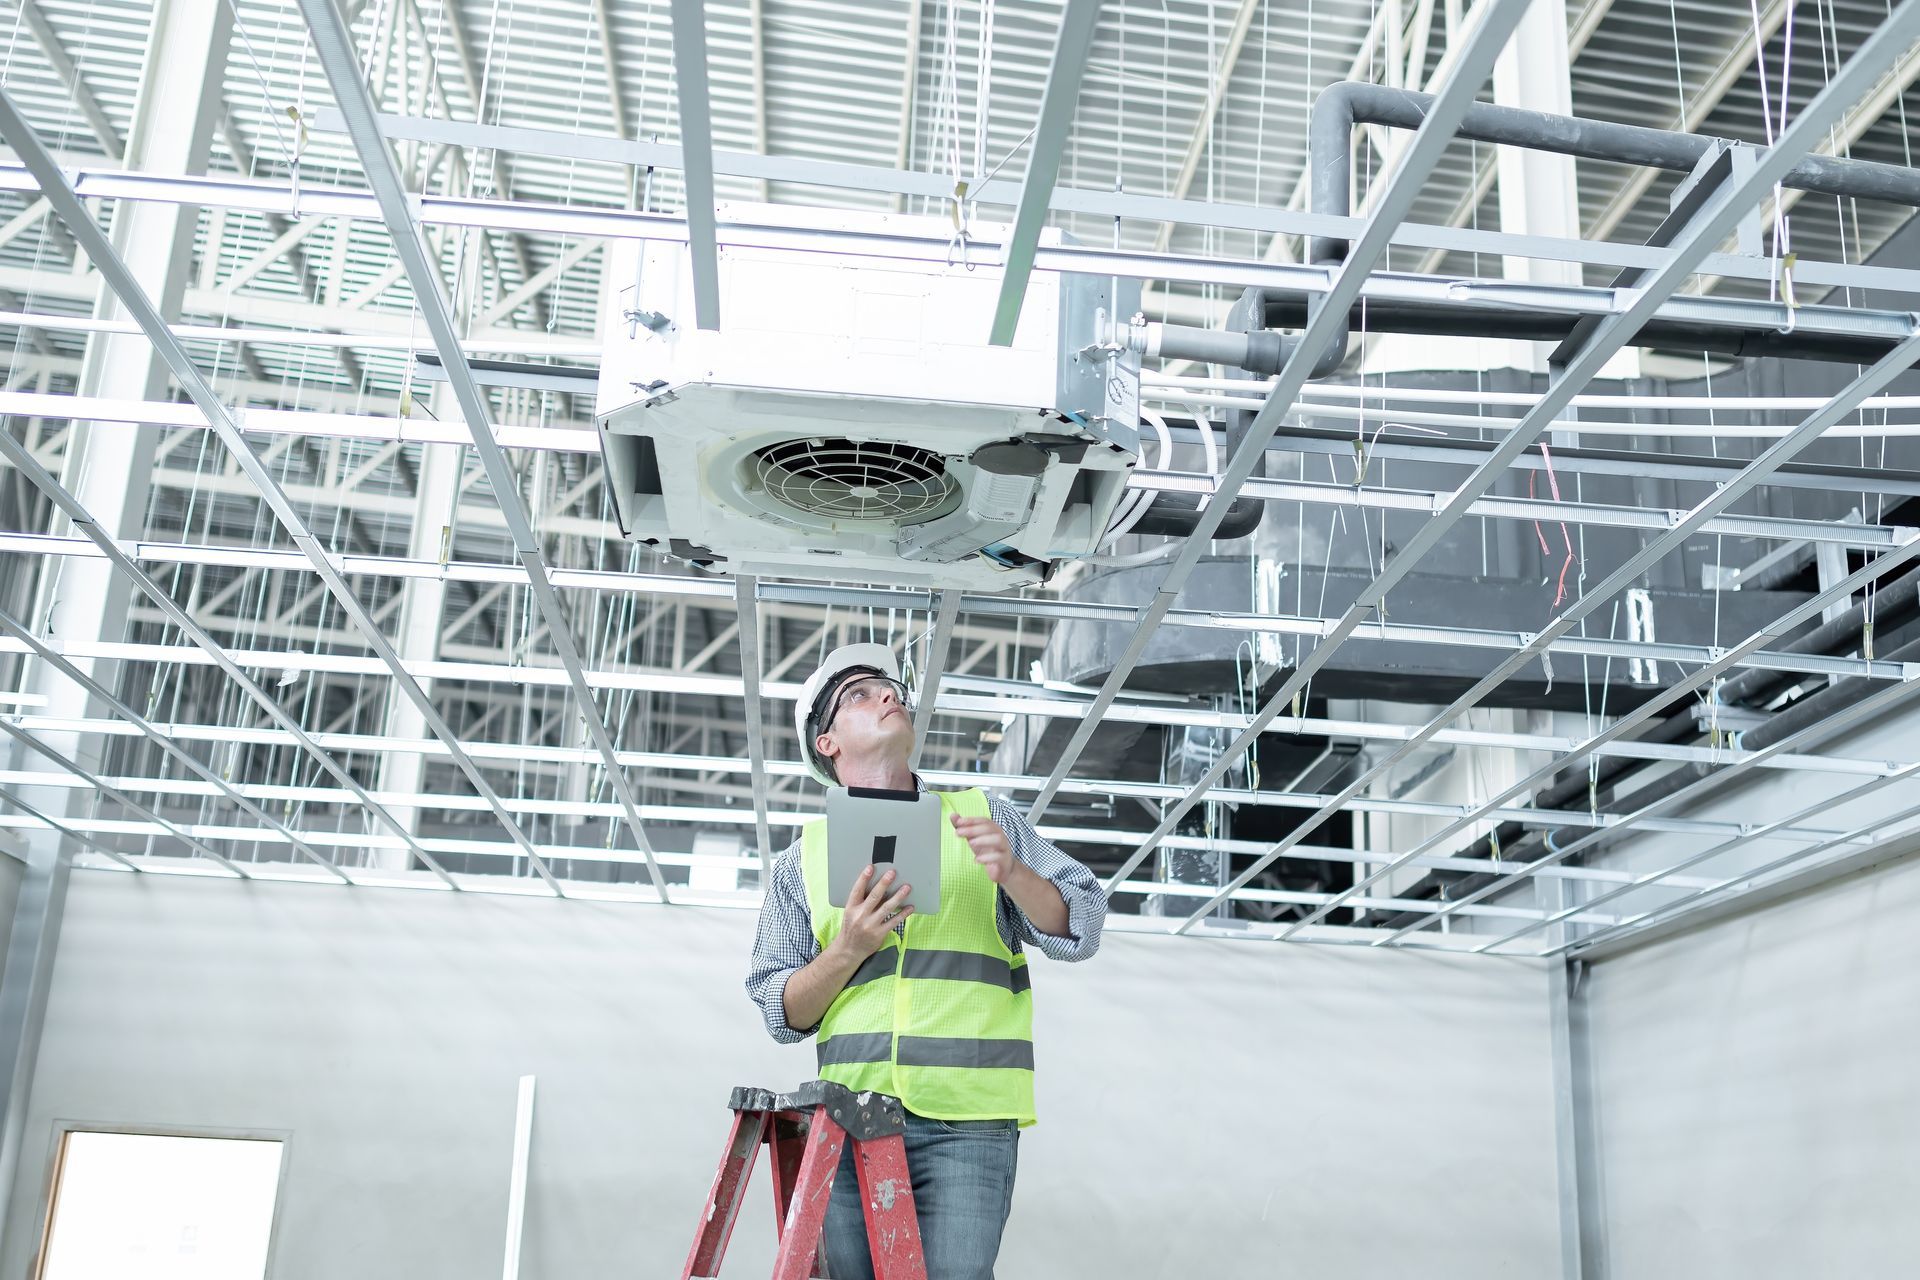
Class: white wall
0,849,22,995
3,872,1565,1279
1582,850,1920,1277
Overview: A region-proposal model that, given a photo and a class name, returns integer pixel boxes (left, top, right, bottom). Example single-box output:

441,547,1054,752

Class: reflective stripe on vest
819,1034,1037,1071
801,787,1037,1126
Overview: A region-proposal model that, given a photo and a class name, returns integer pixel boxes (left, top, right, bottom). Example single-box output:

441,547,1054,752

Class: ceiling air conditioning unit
594,204,1141,591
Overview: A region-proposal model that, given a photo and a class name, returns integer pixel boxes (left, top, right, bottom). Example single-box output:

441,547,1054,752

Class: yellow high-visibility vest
800,787,1037,1125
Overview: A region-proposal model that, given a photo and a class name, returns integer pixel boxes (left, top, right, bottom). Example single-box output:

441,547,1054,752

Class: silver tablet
824,786,943,917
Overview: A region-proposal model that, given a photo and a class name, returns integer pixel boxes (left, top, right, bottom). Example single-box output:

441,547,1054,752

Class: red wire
1540,443,1576,608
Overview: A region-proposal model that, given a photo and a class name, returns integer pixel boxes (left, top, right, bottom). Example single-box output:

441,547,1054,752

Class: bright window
39,1132,283,1280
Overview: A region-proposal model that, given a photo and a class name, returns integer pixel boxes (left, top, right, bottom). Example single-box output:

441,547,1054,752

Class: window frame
32,1121,294,1280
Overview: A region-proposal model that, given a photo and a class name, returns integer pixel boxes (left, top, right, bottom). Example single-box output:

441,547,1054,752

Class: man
746,641,1106,1279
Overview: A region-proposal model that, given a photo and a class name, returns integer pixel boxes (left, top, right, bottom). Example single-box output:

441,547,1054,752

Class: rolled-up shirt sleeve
988,794,1107,962
745,840,821,1043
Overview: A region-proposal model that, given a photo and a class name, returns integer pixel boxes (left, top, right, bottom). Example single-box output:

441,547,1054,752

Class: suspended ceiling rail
0,717,257,878
0,772,1781,907
1250,336,1920,943
1559,810,1920,959
18,158,1920,320
3,694,1891,848
8,391,1915,543
3,668,1907,810
13,516,1919,682
0,598,373,880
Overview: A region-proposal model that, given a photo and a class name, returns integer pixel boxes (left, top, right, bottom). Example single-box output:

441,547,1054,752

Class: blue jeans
821,1113,1019,1280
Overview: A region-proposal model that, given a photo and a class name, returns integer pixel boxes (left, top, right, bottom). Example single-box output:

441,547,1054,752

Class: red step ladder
682,1081,927,1280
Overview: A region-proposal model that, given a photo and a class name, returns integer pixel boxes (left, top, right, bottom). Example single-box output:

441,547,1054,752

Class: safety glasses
814,674,912,736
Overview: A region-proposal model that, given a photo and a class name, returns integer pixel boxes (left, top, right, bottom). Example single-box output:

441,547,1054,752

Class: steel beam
0,825,70,1238
667,0,721,329
375,435,463,851
15,0,124,160
1149,0,1263,255
987,0,1102,345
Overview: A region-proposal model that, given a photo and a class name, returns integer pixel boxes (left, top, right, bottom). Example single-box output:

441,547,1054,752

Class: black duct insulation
1127,492,1263,540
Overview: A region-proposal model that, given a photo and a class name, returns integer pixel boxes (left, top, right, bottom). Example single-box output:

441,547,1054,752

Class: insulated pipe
1734,630,1920,754
1713,563,1920,709
1148,324,1291,375
1307,81,1920,266
1246,298,1907,366
1132,315,1346,378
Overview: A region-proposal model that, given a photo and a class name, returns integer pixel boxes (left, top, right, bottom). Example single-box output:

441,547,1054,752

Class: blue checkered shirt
746,786,1106,1042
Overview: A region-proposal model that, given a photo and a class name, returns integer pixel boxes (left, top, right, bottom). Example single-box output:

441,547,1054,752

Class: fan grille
748,438,955,522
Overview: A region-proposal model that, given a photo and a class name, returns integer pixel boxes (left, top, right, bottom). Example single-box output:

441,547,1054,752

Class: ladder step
680,1082,928,1280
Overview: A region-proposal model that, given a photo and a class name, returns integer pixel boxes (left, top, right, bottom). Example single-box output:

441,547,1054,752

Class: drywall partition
1581,848,1920,1277
1,872,1564,1279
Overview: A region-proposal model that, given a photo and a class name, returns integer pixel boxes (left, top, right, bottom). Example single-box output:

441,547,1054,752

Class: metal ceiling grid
0,0,1912,955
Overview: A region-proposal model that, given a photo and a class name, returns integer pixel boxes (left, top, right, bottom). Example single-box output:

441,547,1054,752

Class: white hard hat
794,642,903,787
